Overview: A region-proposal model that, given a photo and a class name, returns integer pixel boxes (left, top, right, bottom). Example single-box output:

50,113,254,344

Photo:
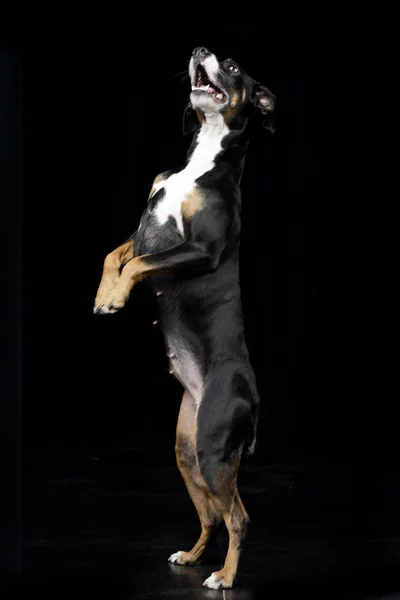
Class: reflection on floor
20,451,400,599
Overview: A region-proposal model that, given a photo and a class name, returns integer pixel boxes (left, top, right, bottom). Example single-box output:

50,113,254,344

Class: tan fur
182,188,205,221
94,254,156,312
223,90,240,124
206,459,249,588
173,391,221,565
172,392,248,586
148,172,169,201
195,110,205,125
94,238,135,310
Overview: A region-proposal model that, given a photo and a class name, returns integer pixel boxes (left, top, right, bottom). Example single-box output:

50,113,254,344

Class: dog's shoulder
148,170,175,201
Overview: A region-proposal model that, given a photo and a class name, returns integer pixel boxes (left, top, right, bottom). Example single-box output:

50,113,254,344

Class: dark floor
12,450,400,598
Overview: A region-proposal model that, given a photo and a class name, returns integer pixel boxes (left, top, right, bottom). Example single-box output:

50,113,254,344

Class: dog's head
184,47,276,135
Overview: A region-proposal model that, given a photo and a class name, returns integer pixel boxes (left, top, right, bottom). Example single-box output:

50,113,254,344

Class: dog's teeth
192,85,211,92
216,93,223,100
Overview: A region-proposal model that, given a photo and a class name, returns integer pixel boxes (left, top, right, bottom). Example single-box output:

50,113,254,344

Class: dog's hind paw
203,572,233,589
168,551,183,564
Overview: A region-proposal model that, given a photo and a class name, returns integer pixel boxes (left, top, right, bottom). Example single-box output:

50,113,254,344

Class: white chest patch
151,113,229,235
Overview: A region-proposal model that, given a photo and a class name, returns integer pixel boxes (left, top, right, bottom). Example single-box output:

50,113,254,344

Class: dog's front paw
93,286,129,315
93,281,118,314
93,297,117,314
94,296,125,315
93,303,119,315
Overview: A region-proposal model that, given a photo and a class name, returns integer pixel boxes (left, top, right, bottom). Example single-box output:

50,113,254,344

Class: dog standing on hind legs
94,47,275,589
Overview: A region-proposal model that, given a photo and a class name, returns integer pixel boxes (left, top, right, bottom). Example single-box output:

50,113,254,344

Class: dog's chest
151,171,197,236
136,176,192,256
149,114,229,236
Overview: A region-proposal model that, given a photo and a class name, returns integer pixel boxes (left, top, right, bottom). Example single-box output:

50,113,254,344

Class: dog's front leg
95,240,217,314
93,234,135,313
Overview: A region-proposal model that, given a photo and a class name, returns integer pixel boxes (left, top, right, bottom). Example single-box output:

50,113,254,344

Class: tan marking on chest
182,188,205,220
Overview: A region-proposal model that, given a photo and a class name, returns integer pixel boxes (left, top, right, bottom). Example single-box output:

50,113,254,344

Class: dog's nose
192,47,210,59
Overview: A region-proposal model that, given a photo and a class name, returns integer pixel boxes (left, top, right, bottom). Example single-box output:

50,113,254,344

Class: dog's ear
183,102,201,136
251,82,276,133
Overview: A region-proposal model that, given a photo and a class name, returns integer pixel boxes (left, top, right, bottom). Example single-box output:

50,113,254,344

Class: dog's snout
192,47,210,59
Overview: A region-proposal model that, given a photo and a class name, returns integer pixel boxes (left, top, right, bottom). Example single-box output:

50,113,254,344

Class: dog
93,46,275,589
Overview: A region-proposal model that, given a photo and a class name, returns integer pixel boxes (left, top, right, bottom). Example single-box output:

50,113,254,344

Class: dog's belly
166,334,204,404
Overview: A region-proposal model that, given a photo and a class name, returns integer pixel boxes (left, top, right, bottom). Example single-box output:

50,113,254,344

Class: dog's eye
229,64,239,73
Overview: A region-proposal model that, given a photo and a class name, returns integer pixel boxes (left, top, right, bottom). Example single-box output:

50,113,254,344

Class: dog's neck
186,112,250,184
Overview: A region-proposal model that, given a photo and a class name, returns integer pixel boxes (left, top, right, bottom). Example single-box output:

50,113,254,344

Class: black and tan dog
94,47,275,589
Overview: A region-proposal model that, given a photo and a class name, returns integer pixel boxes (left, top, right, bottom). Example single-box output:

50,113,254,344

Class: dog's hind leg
201,459,250,589
168,391,221,566
196,393,253,588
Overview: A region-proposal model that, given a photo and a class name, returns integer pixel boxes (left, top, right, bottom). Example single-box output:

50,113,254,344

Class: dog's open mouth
191,65,227,104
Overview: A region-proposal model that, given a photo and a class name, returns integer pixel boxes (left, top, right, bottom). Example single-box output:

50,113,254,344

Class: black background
23,34,324,467
21,31,398,470
2,23,400,594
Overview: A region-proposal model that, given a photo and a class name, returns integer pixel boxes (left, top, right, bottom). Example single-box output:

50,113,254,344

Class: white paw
168,550,183,564
203,572,223,589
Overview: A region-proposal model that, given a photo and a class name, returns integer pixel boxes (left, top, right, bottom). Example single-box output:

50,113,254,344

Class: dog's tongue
208,85,225,102
192,78,226,103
